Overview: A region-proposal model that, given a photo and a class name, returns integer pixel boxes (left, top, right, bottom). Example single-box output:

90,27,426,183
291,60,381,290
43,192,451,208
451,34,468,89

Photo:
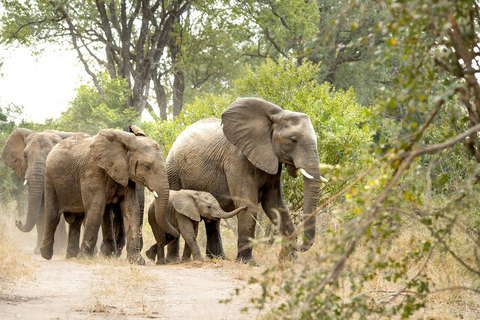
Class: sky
0,44,85,123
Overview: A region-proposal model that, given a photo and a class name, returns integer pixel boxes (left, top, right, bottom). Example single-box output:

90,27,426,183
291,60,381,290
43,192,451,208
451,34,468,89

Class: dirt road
0,249,264,320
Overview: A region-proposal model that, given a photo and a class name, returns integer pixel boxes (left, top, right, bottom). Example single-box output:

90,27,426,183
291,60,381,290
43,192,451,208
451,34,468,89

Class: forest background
1,0,480,319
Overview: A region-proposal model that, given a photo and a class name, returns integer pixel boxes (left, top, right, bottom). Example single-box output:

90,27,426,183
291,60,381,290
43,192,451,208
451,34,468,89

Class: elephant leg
166,238,180,262
235,208,258,263
182,242,192,261
261,185,296,260
205,220,225,259
120,189,145,265
80,197,105,258
114,207,126,256
54,214,68,254
101,205,116,257
65,213,84,259
146,201,167,264
226,173,259,263
40,184,61,260
156,242,166,265
177,215,203,261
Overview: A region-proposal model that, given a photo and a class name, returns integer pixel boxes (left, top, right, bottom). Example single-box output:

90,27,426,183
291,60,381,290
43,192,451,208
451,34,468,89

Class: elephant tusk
320,176,329,183
153,191,159,198
300,168,314,180
23,179,28,186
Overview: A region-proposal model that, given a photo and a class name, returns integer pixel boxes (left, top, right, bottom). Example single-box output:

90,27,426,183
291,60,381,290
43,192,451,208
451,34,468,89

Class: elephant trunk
17,161,45,232
153,172,180,239
297,153,321,252
214,205,247,219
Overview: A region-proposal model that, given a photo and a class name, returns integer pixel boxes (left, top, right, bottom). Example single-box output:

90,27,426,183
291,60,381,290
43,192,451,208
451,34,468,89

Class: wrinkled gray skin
166,98,324,263
1,129,73,254
146,190,247,264
40,129,174,264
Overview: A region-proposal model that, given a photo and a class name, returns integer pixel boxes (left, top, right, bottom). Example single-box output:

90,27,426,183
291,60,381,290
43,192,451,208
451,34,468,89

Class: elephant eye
23,152,27,159
207,205,212,209
290,137,298,144
144,164,151,171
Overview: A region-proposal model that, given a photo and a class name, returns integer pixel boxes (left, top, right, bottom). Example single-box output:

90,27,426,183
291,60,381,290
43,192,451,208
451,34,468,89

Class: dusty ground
0,244,265,320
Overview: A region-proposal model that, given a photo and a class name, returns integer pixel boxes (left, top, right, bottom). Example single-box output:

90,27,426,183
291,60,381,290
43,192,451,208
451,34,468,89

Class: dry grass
80,257,160,316
0,201,36,293
236,208,480,319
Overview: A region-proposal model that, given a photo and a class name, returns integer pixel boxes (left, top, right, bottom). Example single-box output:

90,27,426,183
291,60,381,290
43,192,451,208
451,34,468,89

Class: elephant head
2,128,73,232
171,190,247,222
89,129,180,239
221,97,326,251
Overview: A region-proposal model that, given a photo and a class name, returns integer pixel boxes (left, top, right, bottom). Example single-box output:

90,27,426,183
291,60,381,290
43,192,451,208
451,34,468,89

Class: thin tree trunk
172,70,185,117
153,72,168,120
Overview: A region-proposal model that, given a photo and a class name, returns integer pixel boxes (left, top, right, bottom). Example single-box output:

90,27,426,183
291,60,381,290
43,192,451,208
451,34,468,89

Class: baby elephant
146,190,247,264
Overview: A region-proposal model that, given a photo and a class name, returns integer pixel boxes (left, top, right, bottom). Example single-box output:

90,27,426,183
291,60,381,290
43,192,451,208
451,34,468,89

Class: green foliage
48,75,138,134
143,93,233,154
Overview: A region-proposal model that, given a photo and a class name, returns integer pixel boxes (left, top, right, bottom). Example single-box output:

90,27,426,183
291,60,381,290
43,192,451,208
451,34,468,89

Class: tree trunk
153,73,168,120
168,18,185,118
172,70,185,117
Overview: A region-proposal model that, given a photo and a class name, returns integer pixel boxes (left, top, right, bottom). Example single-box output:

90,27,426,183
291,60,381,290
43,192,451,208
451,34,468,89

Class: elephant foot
165,255,180,263
66,247,80,259
156,258,166,265
206,252,227,260
80,245,96,258
100,240,115,257
33,245,41,255
145,244,157,261
235,249,258,266
193,255,205,262
127,254,145,265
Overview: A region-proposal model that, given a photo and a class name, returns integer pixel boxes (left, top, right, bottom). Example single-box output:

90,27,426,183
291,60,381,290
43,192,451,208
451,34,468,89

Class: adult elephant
166,97,327,263
2,128,73,254
40,129,177,264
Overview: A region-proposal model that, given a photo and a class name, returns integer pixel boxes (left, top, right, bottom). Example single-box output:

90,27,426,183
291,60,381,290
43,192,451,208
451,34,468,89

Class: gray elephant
145,190,247,264
166,98,327,263
40,129,178,264
2,128,74,254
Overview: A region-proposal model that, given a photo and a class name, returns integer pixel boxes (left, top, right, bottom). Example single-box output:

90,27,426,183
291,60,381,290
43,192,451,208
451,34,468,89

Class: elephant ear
129,125,146,137
55,131,75,139
90,129,134,187
1,128,36,178
221,98,284,175
171,191,201,222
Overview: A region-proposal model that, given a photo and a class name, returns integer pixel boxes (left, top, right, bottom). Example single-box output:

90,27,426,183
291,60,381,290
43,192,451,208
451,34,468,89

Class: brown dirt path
0,248,264,320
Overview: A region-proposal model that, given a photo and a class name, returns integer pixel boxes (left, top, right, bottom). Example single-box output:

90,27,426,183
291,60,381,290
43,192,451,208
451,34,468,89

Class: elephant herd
2,98,327,265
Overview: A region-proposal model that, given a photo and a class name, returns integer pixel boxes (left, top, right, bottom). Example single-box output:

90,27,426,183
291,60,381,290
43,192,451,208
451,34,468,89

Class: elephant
145,190,247,264
2,128,74,254
165,97,327,263
39,128,178,264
